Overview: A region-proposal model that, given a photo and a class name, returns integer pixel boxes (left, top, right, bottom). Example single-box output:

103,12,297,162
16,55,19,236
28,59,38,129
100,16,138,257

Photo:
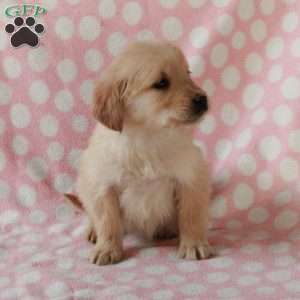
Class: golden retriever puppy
72,41,213,265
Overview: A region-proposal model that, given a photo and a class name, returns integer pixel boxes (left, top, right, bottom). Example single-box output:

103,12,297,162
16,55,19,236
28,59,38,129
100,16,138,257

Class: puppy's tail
64,193,84,210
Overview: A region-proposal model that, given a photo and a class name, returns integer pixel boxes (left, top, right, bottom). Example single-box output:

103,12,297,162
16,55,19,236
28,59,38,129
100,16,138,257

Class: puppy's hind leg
85,187,123,265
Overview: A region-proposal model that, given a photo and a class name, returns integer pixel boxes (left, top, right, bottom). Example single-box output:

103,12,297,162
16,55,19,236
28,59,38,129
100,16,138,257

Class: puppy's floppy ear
93,77,128,131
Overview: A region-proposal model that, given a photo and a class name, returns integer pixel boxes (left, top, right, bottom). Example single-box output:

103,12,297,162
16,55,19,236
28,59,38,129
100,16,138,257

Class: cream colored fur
74,41,214,265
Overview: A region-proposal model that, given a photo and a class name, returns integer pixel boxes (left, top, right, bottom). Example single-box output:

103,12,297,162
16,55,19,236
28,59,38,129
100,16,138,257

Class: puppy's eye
153,78,170,90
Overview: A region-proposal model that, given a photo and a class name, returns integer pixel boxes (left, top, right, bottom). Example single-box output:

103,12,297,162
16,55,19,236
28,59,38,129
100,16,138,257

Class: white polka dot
233,183,254,210
1,287,26,299
291,37,300,57
202,79,216,97
242,262,265,272
213,169,231,188
152,290,174,300
17,184,36,207
43,0,58,10
160,0,179,8
221,102,239,126
232,31,246,49
56,203,74,221
40,115,59,137
47,142,64,162
66,0,80,4
84,49,103,72
215,139,232,161
210,196,227,218
274,190,292,206
107,32,128,56
212,0,230,7
221,66,240,90
235,128,252,148
237,275,260,286
54,173,73,193
242,83,264,109
268,64,283,82
256,286,275,296
190,26,209,48
0,81,11,105
136,30,155,41
216,14,234,36
10,103,31,129
218,287,240,298
280,158,299,182
12,135,29,156
260,0,275,15
250,20,267,42
259,136,282,161
72,115,88,133
188,55,205,76
237,154,256,176
29,80,49,104
207,272,230,284
257,171,273,190
248,207,269,224
269,241,291,254
180,283,205,296
29,210,47,224
265,37,284,59
274,210,298,230
122,2,143,25
0,210,20,225
26,157,48,181
251,108,267,125
79,16,101,41
45,281,69,298
208,257,234,268
80,80,94,105
289,130,300,153
282,12,298,32
245,53,263,75
285,280,300,293
161,17,183,41
198,115,216,134
0,180,10,200
99,0,116,18
55,16,74,40
55,90,74,112
188,0,207,8
273,105,293,127
2,56,22,79
145,265,168,275
238,0,255,21
67,149,81,170
57,59,77,83
18,270,41,284
27,46,49,72
281,76,300,100
210,43,228,68
0,119,5,136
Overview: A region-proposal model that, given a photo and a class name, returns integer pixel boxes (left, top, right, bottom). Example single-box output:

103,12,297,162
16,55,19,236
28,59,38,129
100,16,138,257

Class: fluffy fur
70,41,214,265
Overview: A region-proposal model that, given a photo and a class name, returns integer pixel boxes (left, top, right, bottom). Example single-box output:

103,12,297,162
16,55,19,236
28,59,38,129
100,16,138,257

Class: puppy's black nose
192,94,208,114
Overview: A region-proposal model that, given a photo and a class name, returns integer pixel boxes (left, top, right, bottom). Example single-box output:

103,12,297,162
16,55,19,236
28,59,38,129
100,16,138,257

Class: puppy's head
93,41,208,131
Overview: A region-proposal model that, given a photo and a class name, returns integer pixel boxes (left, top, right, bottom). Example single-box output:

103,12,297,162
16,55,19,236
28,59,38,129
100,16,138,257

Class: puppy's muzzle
191,94,208,114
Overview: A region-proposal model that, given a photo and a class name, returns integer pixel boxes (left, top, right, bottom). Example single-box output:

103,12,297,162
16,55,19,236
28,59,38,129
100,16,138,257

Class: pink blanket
1,0,300,299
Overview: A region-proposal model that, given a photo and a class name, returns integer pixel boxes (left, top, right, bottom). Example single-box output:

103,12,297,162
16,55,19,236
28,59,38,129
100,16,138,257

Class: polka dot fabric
0,0,300,298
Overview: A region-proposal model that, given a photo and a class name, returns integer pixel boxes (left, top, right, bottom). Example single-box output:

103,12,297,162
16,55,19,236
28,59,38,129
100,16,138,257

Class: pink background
0,0,300,299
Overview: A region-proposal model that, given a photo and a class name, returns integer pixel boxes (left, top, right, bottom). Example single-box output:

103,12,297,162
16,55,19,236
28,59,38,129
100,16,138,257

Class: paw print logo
5,16,45,48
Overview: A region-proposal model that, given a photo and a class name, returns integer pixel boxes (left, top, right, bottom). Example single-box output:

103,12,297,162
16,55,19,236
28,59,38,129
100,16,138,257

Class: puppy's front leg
87,187,123,265
178,182,214,260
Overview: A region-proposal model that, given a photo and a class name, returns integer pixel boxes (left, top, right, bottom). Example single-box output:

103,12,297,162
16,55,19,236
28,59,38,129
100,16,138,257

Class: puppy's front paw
90,243,123,265
85,225,97,244
178,239,215,260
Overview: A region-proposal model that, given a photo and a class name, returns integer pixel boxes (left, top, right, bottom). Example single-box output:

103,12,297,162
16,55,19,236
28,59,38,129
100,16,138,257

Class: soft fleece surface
1,0,300,299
